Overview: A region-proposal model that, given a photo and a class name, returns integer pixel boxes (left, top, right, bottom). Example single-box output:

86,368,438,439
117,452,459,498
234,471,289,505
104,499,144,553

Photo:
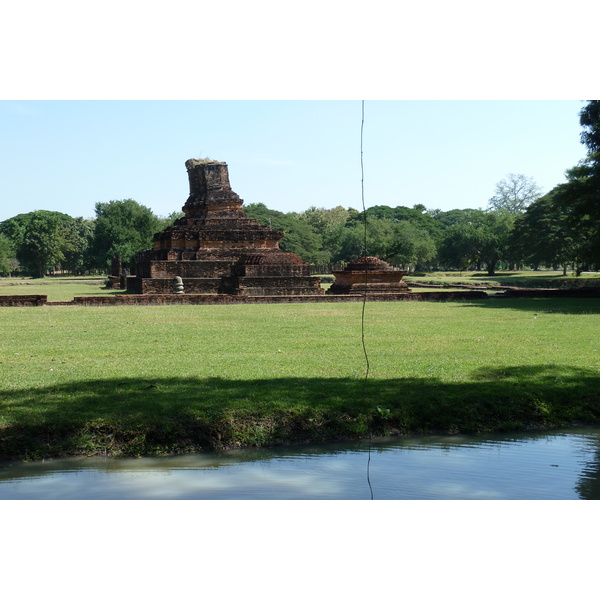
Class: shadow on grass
2,364,600,459
462,297,600,314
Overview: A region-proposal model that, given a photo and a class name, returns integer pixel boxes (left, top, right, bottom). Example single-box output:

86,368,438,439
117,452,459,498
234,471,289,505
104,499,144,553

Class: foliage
353,204,443,240
488,173,542,214
579,100,600,154
0,233,15,276
245,203,330,263
91,199,162,270
61,218,96,274
508,193,584,273
438,221,481,271
14,211,72,277
437,209,513,274
551,101,600,268
158,211,185,229
0,210,95,276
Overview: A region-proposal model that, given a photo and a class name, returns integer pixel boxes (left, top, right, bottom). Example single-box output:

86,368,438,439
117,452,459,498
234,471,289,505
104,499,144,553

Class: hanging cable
360,100,374,500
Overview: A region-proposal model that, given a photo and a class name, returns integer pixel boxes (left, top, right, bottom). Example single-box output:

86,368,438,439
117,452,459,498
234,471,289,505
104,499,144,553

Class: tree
244,203,329,263
391,221,437,270
579,100,600,155
332,217,397,263
91,199,162,270
0,233,15,276
438,222,480,271
61,218,96,274
354,204,443,240
551,101,600,268
488,173,542,214
16,212,69,277
437,209,513,275
508,194,581,273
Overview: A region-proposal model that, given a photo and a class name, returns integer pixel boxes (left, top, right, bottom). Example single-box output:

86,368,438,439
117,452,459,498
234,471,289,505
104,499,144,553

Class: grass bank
2,299,600,460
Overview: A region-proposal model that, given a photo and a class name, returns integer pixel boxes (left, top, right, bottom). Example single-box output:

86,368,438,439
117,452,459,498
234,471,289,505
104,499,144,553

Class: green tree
16,212,70,277
392,221,437,270
438,209,513,275
332,217,397,263
0,233,15,276
244,203,328,263
508,194,578,273
330,216,436,270
0,210,73,247
488,173,542,214
579,100,600,155
91,199,162,270
61,218,96,274
552,101,600,268
355,204,443,240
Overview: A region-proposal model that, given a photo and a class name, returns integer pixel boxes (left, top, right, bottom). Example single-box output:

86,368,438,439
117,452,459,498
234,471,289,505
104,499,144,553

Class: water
2,427,600,499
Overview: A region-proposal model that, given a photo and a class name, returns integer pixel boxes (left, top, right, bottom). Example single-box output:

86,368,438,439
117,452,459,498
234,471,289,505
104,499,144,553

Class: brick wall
0,295,47,306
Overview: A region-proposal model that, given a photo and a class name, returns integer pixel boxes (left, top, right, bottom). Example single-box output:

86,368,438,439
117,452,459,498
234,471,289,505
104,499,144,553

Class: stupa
128,159,323,296
326,256,410,295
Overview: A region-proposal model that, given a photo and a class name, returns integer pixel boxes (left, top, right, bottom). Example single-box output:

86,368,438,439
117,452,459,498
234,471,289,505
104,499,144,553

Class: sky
2,3,599,225
0,99,590,223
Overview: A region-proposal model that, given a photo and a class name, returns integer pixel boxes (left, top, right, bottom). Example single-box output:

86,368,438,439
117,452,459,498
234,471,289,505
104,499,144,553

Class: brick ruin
326,256,410,295
127,159,324,296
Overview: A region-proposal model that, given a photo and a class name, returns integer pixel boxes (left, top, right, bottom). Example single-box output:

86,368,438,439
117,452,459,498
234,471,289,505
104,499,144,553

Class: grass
1,298,600,460
0,276,123,302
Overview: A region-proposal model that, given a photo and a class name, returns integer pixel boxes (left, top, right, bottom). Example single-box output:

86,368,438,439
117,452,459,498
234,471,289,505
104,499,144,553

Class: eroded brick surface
128,160,323,296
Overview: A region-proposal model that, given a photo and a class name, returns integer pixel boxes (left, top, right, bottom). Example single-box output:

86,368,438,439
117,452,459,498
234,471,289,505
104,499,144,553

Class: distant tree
61,218,96,274
299,206,350,235
298,206,355,263
488,173,542,214
329,216,436,270
392,221,437,270
332,217,397,263
0,233,14,276
16,211,70,277
157,211,185,229
432,208,478,230
0,210,73,246
91,199,162,270
438,222,479,271
355,205,443,240
438,209,513,275
244,203,328,263
508,193,585,274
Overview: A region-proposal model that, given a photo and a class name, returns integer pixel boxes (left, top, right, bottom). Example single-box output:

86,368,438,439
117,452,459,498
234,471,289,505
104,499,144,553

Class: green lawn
0,276,125,302
2,298,600,459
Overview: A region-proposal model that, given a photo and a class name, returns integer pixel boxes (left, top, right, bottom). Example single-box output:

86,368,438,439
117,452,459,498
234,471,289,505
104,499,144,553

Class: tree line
0,201,182,278
1,101,599,278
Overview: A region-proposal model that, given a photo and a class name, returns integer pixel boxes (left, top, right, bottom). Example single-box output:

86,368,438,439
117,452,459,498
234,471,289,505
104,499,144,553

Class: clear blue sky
1,3,597,225
0,100,589,223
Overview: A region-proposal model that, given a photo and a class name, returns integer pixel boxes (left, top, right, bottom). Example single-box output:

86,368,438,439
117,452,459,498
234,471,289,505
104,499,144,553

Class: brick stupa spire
128,159,323,296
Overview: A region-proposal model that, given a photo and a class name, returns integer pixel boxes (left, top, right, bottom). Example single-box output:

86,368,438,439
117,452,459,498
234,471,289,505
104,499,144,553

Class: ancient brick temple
326,256,410,295
128,159,324,296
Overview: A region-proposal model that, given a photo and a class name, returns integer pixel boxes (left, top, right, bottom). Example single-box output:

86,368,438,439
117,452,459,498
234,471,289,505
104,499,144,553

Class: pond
2,426,600,499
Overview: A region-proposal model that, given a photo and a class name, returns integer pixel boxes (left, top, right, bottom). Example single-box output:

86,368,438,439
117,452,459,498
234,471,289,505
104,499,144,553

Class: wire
360,100,374,500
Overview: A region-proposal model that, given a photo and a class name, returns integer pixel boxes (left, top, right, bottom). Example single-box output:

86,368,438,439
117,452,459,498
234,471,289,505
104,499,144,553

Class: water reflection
2,427,600,500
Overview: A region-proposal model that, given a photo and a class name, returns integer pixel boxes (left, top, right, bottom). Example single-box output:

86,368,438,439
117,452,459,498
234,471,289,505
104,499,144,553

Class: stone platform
69,290,489,306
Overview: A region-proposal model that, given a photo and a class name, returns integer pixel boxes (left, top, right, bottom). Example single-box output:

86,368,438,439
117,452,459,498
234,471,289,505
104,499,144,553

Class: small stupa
128,159,323,296
326,256,410,295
